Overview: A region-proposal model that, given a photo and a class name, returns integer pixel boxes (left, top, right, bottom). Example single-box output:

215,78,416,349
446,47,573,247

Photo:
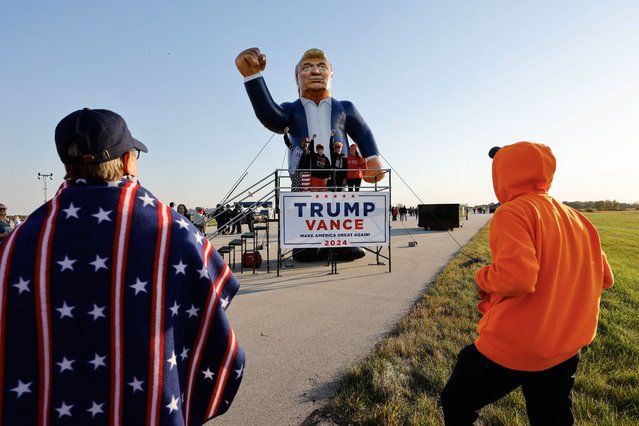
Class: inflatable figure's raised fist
235,48,267,77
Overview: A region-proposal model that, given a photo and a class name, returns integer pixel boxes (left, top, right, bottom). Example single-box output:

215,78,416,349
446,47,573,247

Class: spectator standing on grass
0,108,244,424
441,142,614,425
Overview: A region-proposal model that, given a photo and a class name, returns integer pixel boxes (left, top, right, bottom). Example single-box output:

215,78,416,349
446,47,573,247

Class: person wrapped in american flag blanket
0,108,245,425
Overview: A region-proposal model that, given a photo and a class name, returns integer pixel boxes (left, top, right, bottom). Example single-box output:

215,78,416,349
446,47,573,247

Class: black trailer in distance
417,204,467,231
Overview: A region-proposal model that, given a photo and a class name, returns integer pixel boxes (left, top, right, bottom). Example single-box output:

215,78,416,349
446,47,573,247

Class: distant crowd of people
167,201,256,236
390,205,416,221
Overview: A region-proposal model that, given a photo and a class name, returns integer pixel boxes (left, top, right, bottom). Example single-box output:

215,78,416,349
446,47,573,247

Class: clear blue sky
2,1,638,214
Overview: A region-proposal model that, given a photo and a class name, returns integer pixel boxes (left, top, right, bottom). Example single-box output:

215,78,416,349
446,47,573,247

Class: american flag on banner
0,177,245,425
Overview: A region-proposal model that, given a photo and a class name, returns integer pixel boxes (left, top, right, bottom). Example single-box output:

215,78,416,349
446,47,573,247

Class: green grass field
319,210,639,425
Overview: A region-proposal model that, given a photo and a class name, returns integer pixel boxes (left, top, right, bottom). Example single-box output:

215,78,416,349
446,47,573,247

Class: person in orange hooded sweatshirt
441,142,614,425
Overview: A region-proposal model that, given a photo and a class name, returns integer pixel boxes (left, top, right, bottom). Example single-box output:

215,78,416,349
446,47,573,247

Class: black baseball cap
55,108,148,165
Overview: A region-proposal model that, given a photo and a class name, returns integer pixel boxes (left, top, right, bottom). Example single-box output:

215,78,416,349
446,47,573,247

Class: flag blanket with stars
0,177,245,425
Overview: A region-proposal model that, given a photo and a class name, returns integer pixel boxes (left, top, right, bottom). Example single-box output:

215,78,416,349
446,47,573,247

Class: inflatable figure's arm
343,101,384,183
342,101,379,159
244,77,289,133
236,48,289,133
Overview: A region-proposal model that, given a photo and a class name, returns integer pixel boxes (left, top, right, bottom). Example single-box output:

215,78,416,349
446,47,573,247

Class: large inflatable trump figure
235,47,385,261
235,47,385,183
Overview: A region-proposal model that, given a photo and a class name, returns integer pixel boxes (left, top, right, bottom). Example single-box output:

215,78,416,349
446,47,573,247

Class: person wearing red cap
441,142,614,425
346,143,367,192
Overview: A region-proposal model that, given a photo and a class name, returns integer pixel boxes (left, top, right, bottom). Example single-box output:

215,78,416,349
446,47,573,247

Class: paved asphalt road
206,213,492,425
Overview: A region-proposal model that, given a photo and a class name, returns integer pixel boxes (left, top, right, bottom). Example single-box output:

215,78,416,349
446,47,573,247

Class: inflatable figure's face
297,58,333,100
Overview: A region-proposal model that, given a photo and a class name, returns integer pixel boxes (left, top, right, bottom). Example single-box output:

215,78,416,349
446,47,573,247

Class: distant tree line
563,200,639,211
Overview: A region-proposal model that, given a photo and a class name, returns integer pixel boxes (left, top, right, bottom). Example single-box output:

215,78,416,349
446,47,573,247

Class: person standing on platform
310,143,330,191
329,129,347,191
296,135,315,191
346,143,367,192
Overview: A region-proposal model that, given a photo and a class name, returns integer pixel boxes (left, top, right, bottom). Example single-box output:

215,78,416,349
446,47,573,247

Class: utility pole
37,172,53,202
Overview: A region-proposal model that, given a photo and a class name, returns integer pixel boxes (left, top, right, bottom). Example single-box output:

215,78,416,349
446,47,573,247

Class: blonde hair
295,48,331,83
63,143,125,181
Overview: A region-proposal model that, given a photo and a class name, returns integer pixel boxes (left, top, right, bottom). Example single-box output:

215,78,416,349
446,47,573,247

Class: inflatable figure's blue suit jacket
244,76,380,162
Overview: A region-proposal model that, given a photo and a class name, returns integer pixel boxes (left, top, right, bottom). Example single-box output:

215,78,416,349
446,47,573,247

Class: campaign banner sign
279,192,389,248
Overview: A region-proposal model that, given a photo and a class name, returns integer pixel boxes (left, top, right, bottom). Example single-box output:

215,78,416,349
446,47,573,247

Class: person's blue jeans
441,344,580,425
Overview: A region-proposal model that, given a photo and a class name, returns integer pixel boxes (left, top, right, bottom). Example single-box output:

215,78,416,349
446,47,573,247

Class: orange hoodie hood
492,142,556,204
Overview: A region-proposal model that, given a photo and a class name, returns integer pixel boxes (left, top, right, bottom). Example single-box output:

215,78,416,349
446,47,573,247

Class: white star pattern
138,192,155,207
129,377,144,393
62,202,81,219
201,368,215,380
107,180,121,187
166,395,180,414
197,265,209,279
167,351,177,370
57,356,75,373
10,380,32,398
186,305,199,318
56,402,74,418
235,364,244,379
130,278,148,295
56,301,75,319
169,301,180,317
89,254,108,272
194,232,204,245
87,401,105,418
87,304,106,321
176,217,190,230
220,296,230,309
57,255,77,272
92,207,112,224
12,277,31,294
180,346,190,361
89,353,107,370
173,260,187,275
